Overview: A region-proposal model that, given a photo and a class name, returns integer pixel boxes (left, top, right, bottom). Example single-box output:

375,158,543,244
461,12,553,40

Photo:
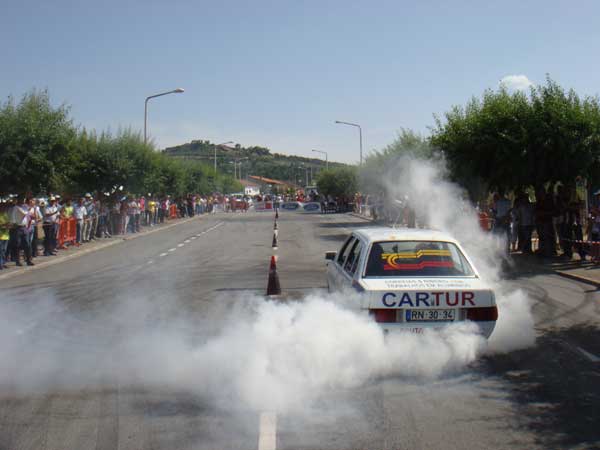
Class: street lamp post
335,120,362,165
312,149,328,170
215,141,234,173
144,88,184,144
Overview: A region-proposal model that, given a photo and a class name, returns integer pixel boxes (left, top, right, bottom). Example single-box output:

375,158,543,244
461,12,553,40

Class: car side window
337,236,355,265
344,240,363,275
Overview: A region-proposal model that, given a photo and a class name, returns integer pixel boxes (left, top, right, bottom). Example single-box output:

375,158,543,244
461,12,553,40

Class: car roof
351,227,460,245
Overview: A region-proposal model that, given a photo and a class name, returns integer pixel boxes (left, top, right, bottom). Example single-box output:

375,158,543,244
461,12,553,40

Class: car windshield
364,240,475,277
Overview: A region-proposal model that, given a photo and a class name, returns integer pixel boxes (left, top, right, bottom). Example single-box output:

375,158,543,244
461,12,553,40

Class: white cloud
499,74,534,91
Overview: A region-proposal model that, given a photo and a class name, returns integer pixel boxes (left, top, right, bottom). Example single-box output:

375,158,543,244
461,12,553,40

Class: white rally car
326,228,497,337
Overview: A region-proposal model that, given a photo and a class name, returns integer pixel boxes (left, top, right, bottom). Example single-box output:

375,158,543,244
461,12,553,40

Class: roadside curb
0,215,202,281
554,270,600,288
348,212,383,223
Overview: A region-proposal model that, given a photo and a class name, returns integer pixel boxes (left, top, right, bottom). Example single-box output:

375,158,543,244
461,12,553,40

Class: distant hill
163,140,346,185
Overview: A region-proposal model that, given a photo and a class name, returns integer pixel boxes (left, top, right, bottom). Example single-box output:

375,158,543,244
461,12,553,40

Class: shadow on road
482,324,600,449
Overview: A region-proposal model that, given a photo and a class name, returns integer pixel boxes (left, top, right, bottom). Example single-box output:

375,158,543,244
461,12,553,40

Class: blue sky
2,0,599,164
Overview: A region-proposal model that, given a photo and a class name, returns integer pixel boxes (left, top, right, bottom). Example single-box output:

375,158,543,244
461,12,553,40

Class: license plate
406,309,455,322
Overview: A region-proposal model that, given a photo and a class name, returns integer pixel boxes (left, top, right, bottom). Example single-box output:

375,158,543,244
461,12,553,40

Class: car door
339,238,364,289
328,235,355,291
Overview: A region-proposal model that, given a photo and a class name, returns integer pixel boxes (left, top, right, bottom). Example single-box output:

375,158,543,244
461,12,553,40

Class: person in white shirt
30,199,44,258
43,197,60,255
11,197,34,266
73,197,87,244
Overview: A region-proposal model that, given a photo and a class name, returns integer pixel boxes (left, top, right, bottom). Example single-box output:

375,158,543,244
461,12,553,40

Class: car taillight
370,309,397,323
466,306,498,322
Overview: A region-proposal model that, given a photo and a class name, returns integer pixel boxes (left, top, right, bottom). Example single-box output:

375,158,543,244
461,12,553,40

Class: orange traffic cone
272,232,278,249
266,255,281,295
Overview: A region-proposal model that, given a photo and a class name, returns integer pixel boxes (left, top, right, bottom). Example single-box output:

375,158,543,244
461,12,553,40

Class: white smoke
0,290,487,413
0,156,535,415
374,155,536,353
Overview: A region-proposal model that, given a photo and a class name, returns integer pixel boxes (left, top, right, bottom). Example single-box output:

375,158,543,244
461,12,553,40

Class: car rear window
364,240,475,277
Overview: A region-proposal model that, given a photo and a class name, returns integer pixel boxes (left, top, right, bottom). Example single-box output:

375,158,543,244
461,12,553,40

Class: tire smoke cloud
367,155,536,353
0,156,535,414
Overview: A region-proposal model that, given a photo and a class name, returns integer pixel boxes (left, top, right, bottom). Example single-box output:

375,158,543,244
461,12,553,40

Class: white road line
184,239,191,243
177,243,184,247
159,253,168,257
147,260,154,264
196,234,202,237
577,346,600,363
168,248,176,252
191,236,197,240
258,411,277,450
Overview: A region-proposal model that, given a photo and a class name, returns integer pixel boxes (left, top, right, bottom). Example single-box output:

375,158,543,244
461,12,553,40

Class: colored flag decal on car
381,250,454,271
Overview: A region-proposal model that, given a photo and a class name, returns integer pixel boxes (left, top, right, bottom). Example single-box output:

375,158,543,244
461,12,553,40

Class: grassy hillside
163,140,346,185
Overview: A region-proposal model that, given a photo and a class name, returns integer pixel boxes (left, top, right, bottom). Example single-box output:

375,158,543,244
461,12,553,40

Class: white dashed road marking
158,222,224,259
258,412,277,450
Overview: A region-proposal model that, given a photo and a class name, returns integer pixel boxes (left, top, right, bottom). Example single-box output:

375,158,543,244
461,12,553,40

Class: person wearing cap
83,193,97,241
43,197,60,256
10,196,34,266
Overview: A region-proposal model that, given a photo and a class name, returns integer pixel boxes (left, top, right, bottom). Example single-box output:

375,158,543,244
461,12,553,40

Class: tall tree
0,89,77,194
431,77,600,195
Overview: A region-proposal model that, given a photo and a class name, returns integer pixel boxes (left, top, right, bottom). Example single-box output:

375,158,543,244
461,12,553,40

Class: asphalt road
0,212,599,450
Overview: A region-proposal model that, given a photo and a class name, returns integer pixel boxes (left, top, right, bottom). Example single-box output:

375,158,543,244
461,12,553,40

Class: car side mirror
325,251,337,261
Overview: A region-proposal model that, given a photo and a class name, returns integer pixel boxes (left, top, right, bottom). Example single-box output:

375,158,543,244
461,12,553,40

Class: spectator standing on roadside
515,192,534,254
43,196,60,256
30,198,43,258
11,197,34,266
98,200,111,238
120,196,129,234
74,197,87,245
84,194,98,241
112,199,122,235
0,203,10,269
147,198,156,226
139,196,145,226
492,190,512,254
556,185,573,259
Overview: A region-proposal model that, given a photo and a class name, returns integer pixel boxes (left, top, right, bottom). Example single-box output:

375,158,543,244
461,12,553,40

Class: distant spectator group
352,184,600,262
0,192,247,270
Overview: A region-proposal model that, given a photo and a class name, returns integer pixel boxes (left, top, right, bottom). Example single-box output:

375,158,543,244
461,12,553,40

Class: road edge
0,215,202,281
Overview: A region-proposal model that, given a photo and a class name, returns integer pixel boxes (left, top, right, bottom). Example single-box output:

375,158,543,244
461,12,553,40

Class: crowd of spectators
352,185,599,261
0,193,246,270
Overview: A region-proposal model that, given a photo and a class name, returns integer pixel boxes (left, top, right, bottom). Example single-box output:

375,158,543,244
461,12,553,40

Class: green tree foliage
0,90,77,193
431,77,600,195
316,166,358,199
0,89,241,196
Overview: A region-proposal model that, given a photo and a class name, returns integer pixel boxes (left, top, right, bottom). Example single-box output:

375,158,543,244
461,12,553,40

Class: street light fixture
215,141,234,172
312,149,328,170
230,157,248,179
335,120,363,165
144,88,185,144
